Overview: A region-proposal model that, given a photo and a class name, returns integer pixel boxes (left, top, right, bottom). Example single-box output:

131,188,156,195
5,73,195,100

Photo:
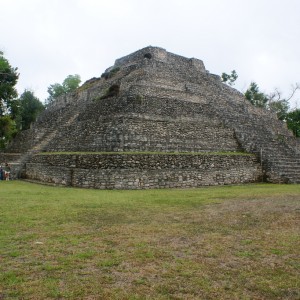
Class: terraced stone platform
2,46,299,188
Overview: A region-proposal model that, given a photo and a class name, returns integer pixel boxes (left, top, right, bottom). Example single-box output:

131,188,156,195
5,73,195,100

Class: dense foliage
0,52,45,149
16,90,45,130
0,52,19,148
0,51,19,116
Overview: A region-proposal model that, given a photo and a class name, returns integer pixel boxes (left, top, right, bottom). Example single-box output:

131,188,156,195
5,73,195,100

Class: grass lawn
0,181,299,299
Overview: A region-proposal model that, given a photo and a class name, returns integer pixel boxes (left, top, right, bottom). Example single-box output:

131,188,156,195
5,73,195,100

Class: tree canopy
244,82,269,108
46,74,81,104
0,51,19,116
0,51,19,148
17,90,45,130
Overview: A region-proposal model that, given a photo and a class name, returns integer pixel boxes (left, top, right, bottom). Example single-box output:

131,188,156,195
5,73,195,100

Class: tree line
0,51,81,149
222,71,300,137
0,51,299,150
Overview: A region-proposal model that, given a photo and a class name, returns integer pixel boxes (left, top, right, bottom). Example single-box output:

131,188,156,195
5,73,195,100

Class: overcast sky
1,0,300,108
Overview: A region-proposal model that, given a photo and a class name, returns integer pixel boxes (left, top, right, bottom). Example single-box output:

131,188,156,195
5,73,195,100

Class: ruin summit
1,46,300,189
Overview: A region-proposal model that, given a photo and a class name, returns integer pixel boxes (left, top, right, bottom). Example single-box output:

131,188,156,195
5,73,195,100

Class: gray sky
1,0,300,108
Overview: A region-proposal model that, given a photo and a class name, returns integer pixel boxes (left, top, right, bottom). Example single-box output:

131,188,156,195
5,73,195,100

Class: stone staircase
262,155,300,183
9,112,80,179
206,83,300,183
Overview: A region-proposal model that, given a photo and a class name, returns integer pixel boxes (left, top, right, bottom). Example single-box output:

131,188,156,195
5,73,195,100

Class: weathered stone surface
25,153,261,189
2,46,300,187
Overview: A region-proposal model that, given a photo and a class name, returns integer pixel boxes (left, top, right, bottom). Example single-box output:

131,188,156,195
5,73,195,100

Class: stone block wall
25,153,262,189
0,153,21,163
43,113,240,153
114,46,206,74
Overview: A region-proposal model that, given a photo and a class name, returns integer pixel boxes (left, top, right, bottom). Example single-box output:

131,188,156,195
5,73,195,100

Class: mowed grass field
0,181,299,299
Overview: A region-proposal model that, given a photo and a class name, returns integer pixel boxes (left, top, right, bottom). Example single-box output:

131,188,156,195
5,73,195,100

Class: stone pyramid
2,46,299,188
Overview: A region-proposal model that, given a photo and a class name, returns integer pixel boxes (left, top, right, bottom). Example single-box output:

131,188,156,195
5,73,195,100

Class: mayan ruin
1,46,300,189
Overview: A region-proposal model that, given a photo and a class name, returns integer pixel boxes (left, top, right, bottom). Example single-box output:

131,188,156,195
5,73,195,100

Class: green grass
0,181,299,299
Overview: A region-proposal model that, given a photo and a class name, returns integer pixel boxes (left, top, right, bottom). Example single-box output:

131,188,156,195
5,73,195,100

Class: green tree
0,51,19,116
63,74,81,93
46,74,81,104
245,82,268,108
286,109,300,137
221,70,238,86
17,90,44,130
0,115,17,149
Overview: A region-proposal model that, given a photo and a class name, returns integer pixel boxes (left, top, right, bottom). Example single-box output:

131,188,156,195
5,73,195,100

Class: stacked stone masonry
25,153,261,189
3,46,300,187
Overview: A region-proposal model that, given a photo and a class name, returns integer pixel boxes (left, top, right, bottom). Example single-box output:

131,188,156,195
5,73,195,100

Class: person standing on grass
0,165,3,180
4,163,11,181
